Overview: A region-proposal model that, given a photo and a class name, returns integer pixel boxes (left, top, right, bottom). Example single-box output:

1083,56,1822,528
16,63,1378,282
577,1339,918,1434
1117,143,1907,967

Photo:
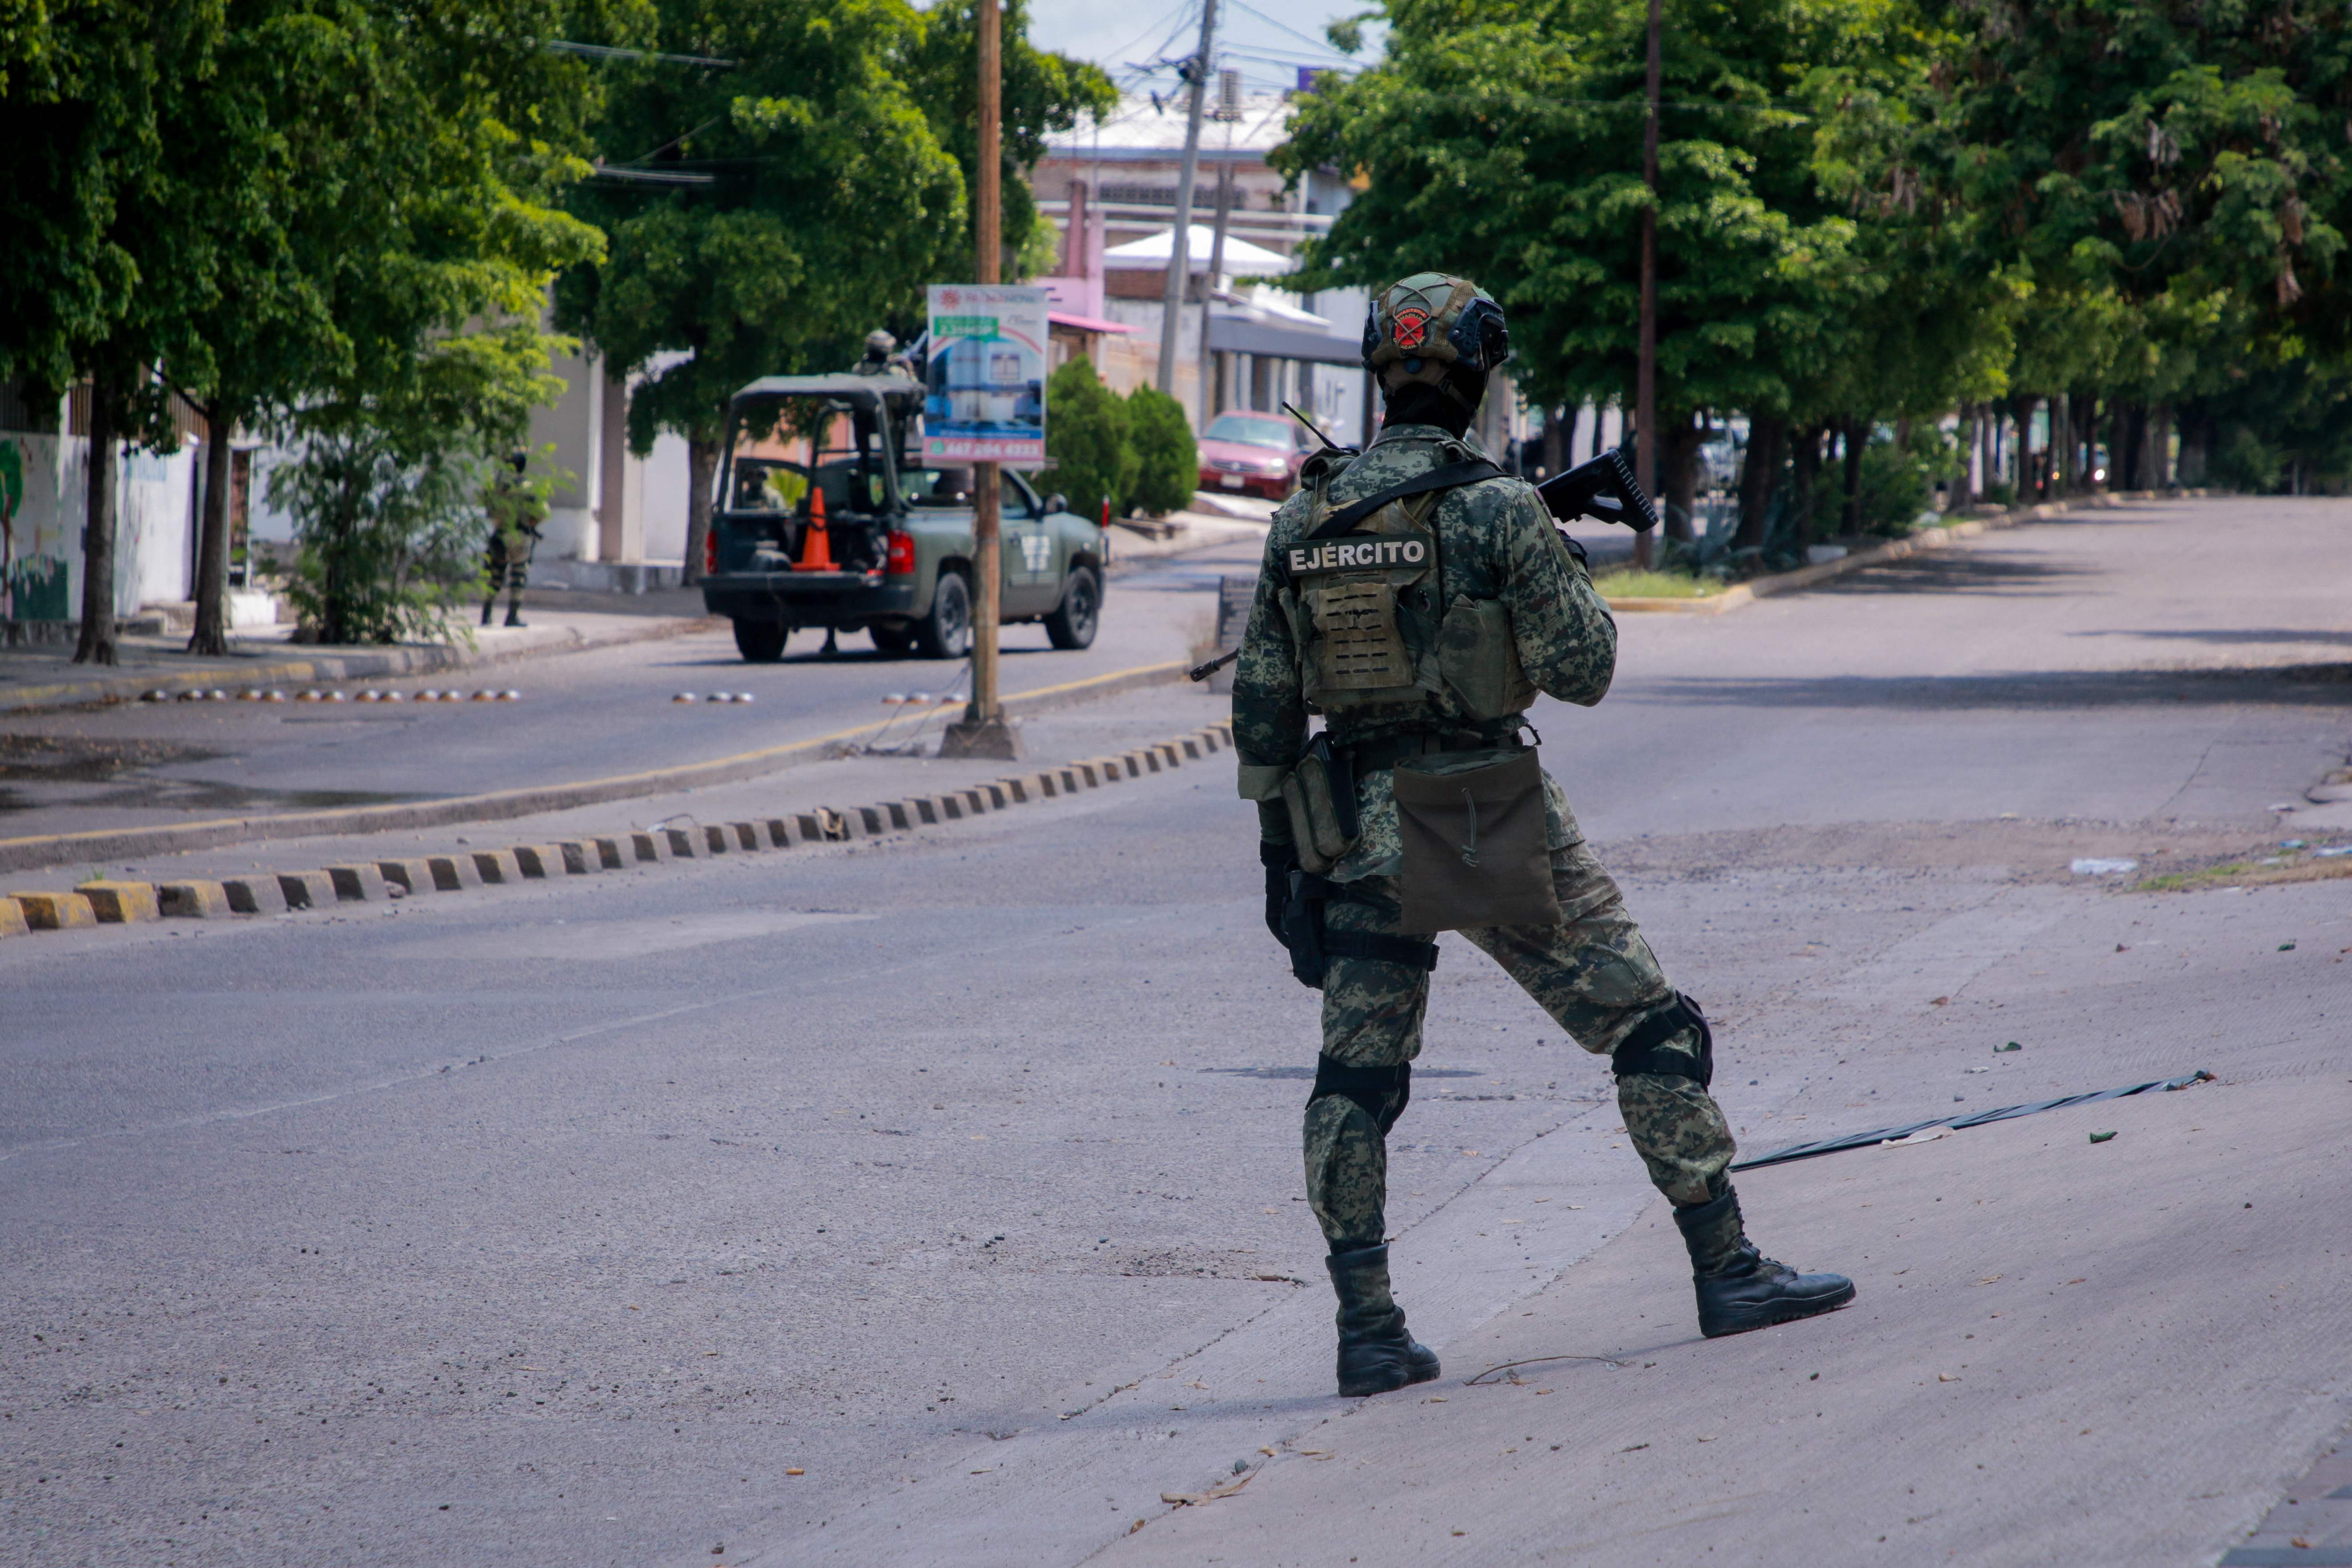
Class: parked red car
1197,410,1311,500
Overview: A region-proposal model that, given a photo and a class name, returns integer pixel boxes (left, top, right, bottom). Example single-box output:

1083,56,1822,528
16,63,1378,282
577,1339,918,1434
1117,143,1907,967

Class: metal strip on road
0,659,1186,873
1729,1069,2216,1169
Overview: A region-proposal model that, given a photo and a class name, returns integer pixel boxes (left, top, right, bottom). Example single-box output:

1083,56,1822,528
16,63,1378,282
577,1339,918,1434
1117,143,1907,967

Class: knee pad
1309,1055,1412,1136
1610,993,1713,1088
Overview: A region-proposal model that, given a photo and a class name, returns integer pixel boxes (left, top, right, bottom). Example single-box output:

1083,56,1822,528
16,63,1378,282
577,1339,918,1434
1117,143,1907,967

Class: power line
542,39,737,70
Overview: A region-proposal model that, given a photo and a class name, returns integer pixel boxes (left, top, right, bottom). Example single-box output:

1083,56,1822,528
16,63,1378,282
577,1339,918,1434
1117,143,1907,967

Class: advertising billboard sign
923,284,1049,467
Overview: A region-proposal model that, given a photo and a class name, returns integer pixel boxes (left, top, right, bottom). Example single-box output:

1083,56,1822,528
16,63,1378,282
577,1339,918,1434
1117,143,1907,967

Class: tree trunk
1540,406,1568,478
1660,416,1705,542
2149,403,2173,487
74,372,119,667
1788,425,1821,548
1841,419,1865,534
683,436,719,587
1734,413,1786,550
189,405,234,656
1950,407,1976,511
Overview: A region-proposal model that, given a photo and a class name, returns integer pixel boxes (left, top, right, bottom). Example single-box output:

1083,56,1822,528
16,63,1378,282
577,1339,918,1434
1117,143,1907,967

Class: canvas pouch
1390,747,1561,934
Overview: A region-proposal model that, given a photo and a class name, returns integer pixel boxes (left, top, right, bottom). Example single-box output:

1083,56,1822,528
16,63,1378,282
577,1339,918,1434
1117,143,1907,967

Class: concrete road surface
2,495,2348,1568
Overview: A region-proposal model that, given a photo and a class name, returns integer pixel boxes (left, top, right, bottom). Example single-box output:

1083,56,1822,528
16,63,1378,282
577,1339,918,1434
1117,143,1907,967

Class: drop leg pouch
1390,748,1561,934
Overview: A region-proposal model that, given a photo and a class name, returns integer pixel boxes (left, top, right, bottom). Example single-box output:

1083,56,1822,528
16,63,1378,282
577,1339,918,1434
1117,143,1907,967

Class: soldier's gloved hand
1260,839,1297,943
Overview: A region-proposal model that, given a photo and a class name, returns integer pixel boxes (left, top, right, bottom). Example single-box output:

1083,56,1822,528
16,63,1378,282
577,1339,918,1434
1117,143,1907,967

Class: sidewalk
0,602,719,715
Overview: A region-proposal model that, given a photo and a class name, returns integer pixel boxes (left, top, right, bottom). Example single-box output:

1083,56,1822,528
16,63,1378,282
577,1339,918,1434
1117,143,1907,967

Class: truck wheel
1043,566,1101,650
869,622,916,656
915,570,971,659
732,618,788,663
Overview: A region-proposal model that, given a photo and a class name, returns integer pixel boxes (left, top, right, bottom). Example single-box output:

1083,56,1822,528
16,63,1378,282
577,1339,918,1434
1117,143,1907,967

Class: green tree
556,0,951,584
1281,0,1881,536
162,0,618,652
1,0,608,659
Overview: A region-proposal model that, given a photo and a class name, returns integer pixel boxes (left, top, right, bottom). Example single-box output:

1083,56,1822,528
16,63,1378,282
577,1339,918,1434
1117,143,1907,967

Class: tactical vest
1274,448,1536,729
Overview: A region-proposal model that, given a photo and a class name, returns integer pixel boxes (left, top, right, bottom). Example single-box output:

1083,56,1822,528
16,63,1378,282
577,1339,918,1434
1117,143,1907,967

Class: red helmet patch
1391,307,1431,350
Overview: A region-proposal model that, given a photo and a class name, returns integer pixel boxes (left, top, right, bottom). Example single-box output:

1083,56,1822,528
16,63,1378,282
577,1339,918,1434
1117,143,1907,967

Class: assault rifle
1536,448,1660,532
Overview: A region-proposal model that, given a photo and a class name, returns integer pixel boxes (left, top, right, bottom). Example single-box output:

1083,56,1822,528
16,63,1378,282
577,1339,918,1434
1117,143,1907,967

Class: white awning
1100,225,1298,275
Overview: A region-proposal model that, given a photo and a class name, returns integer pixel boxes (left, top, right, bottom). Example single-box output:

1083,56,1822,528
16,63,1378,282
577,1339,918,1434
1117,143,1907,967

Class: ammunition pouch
1609,993,1714,1088
1278,733,1360,873
1280,869,1441,991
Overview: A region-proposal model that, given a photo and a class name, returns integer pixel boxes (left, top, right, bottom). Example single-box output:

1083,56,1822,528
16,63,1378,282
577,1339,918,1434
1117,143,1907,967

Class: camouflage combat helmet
1360,272,1511,396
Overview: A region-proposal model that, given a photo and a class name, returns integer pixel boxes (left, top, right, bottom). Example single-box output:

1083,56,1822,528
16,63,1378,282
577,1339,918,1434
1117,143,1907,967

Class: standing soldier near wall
1233,272,1855,1398
482,450,544,629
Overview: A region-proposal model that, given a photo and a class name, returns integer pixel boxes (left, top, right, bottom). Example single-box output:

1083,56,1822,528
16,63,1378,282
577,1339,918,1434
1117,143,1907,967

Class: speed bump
512,845,570,878
469,849,523,885
81,881,161,922
375,858,437,895
17,891,99,929
327,864,391,901
222,877,289,915
0,897,31,937
275,871,335,910
556,841,606,873
425,854,483,891
158,881,231,918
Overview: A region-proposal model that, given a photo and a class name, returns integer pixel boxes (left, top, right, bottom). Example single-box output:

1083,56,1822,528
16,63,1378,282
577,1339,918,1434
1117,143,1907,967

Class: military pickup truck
700,372,1106,663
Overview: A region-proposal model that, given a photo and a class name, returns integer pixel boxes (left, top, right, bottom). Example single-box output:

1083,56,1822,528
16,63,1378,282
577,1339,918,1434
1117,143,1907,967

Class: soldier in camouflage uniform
1234,273,1853,1398
482,450,544,629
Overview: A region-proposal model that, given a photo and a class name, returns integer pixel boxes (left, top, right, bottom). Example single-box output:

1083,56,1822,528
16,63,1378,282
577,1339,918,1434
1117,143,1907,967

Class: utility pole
1634,0,1662,570
1197,161,1235,425
943,0,1022,759
1157,0,1217,397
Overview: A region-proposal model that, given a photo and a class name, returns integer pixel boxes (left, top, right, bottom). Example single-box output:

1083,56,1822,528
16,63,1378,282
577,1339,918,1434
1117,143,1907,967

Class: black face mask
1382,368,1485,438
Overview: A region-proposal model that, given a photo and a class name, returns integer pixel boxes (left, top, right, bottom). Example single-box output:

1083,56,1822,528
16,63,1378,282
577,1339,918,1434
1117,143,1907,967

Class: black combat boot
1673,1185,1855,1338
1326,1243,1441,1396
504,603,525,628
481,598,497,627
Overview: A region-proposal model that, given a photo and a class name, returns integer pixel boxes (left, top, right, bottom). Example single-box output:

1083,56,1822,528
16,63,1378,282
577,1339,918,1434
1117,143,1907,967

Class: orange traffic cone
795,487,834,571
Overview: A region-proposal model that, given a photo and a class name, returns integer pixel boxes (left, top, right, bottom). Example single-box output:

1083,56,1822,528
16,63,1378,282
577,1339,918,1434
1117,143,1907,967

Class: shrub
271,430,495,644
1039,356,1132,520
1123,383,1199,517
1856,434,1936,534
2212,425,2284,493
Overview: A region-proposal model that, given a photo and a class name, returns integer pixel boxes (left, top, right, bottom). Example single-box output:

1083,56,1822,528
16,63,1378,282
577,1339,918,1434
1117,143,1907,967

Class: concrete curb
0,659,1190,874
1600,488,2214,614
0,612,724,716
0,718,1237,942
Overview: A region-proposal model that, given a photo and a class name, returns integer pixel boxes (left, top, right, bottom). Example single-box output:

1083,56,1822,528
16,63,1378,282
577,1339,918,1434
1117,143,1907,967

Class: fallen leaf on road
1424,1396,1448,1402
1938,1374,1960,1382
1976,1275,2003,1285
1696,1435,1717,1443
785,1468,804,1476
1618,1443,1649,1453
2292,1538,2314,1549
1930,996,1950,1006
1128,1519,1145,1534
1160,1471,1255,1507
2089,1130,2118,1144
1883,1128,1952,1148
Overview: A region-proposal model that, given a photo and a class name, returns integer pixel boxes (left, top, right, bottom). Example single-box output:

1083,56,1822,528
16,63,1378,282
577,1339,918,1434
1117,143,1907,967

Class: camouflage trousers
1304,842,1735,1251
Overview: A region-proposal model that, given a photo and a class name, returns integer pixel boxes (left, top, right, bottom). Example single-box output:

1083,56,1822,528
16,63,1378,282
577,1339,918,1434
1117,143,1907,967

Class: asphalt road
0,544,1252,843
3,495,2349,1568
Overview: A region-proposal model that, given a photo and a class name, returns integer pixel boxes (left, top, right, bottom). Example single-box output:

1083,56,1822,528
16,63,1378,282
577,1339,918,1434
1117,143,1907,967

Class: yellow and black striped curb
0,720,1235,941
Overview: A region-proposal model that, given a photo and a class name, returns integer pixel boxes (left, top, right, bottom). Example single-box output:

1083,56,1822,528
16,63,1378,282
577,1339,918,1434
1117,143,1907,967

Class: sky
1019,0,1378,104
